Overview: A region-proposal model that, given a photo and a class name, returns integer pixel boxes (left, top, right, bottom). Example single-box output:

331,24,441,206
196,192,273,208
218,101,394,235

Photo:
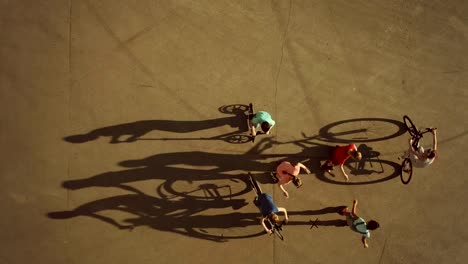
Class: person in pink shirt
321,144,362,181
271,161,311,198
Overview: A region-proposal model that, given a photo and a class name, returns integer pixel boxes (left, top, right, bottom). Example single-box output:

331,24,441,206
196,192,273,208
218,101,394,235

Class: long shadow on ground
63,104,251,144
47,190,349,242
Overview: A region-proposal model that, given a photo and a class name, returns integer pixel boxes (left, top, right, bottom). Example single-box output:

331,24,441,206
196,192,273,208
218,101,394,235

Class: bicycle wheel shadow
63,104,251,144
318,117,406,143
302,144,400,185
314,144,400,185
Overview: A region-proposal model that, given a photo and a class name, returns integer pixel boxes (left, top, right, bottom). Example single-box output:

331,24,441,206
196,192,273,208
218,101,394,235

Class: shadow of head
357,144,380,158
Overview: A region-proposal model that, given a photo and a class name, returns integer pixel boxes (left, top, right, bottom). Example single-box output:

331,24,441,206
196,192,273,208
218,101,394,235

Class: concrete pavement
1,1,467,263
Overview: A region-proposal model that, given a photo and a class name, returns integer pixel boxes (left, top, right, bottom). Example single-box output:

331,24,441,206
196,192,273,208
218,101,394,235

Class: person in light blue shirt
249,111,275,140
340,199,380,248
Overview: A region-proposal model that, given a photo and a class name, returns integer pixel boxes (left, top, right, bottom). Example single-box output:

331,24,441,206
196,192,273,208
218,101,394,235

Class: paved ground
1,0,467,263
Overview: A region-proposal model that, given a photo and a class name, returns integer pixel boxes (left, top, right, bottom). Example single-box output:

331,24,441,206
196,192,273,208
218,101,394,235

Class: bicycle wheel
400,158,413,184
272,226,284,240
403,115,418,137
248,173,262,195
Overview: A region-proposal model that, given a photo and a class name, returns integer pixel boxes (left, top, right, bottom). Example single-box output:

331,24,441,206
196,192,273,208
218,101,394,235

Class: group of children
248,109,438,248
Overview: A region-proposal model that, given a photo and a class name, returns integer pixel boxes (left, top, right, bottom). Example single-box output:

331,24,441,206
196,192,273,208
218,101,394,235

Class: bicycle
400,115,436,184
248,173,285,240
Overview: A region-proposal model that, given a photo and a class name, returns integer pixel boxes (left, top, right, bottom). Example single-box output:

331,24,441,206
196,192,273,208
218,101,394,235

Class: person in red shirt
321,144,362,181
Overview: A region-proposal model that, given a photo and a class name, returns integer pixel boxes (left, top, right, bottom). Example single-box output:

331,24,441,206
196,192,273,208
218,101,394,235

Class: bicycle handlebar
423,127,437,133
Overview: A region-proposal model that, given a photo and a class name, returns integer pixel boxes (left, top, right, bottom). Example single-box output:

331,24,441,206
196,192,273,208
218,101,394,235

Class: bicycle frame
266,218,285,240
403,115,434,150
248,173,262,196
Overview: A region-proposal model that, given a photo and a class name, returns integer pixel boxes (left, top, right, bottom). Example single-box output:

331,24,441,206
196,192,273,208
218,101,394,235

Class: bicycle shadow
47,186,264,242
61,150,286,199
63,104,250,144
46,193,350,242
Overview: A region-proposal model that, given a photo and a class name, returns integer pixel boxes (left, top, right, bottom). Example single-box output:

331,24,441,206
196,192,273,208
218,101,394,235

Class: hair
269,213,280,223
367,220,380,230
261,122,271,133
292,176,303,188
427,149,436,159
351,150,362,161
338,206,347,216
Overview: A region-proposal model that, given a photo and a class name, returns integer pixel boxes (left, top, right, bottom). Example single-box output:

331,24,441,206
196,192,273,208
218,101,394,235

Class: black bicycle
248,173,285,240
400,115,436,184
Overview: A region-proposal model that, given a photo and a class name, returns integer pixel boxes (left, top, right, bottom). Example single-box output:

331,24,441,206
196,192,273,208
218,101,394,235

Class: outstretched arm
351,199,358,216
297,162,311,174
279,184,289,198
277,207,289,222
340,164,349,181
250,123,257,136
260,217,271,234
362,236,369,248
408,138,417,154
265,124,274,135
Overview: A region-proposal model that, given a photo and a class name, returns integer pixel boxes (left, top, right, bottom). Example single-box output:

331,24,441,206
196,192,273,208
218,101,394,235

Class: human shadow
47,187,259,242
47,194,350,242
64,104,250,144
282,207,348,227
289,206,347,216
61,150,281,199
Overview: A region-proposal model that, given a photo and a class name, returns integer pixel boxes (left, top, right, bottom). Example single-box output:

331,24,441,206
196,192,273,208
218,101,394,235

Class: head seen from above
261,122,271,133
367,220,380,230
351,150,362,161
292,176,303,188
269,213,280,224
425,148,436,159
